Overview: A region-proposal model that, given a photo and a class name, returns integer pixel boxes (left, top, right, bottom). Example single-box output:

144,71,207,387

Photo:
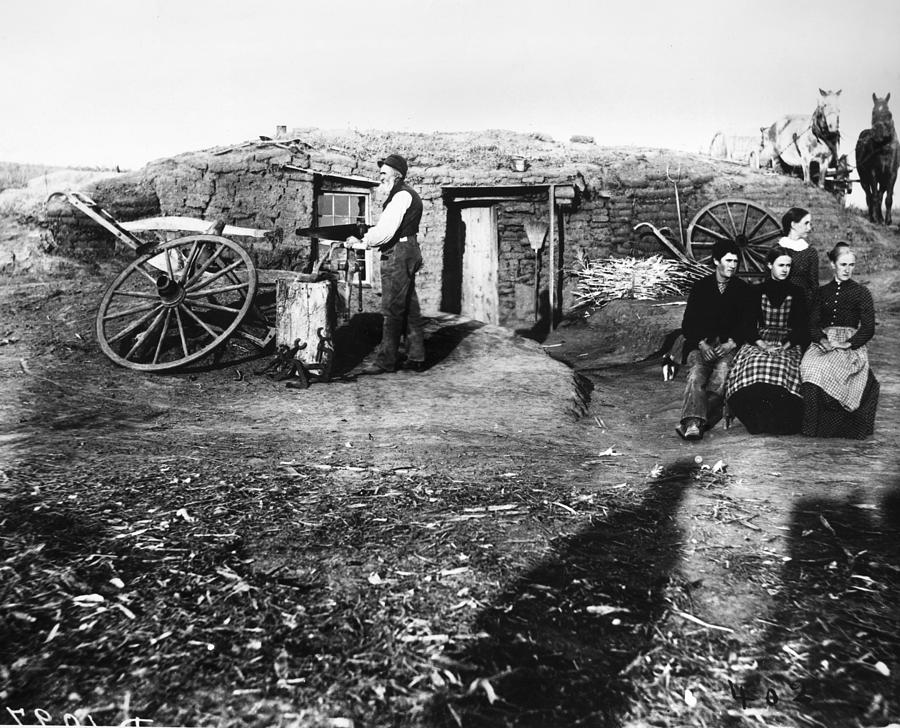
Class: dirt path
2,261,899,727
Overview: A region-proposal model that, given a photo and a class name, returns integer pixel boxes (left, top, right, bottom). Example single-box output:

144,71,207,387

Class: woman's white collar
778,236,809,251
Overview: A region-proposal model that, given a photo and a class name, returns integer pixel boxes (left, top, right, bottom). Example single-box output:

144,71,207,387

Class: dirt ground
2,228,900,728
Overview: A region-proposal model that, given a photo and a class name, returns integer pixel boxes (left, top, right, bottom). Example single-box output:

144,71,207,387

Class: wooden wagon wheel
686,199,782,277
95,234,258,371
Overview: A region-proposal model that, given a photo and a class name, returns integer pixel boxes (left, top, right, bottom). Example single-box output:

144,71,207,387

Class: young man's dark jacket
681,273,750,356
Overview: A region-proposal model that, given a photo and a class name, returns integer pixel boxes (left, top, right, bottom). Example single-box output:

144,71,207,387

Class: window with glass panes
316,192,371,282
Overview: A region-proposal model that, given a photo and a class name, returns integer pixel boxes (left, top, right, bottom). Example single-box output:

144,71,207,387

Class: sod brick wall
45,129,871,329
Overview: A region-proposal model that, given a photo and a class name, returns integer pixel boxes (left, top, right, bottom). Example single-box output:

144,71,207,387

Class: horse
855,92,900,225
760,88,841,186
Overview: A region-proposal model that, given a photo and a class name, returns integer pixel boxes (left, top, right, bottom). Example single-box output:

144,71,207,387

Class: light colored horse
760,89,842,186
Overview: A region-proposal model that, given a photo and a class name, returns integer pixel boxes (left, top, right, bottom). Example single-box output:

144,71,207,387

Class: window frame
315,178,377,288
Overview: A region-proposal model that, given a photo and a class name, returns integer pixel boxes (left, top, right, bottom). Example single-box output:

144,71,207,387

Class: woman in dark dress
725,247,809,434
778,207,820,309
799,243,879,439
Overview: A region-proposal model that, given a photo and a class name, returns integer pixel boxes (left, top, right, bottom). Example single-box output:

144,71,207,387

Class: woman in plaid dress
800,243,879,438
725,248,810,434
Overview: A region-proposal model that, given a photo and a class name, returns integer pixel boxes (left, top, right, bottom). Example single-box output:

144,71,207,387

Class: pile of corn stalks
570,252,710,310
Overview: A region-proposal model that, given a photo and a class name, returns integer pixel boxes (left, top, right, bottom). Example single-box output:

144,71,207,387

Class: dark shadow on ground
422,319,486,366
423,459,697,727
330,314,486,376
514,290,551,343
753,482,900,726
331,312,384,374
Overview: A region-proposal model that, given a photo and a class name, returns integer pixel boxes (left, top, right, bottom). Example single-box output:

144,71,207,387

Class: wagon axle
155,274,186,306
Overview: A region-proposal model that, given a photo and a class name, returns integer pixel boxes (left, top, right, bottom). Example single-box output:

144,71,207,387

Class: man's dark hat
378,154,408,177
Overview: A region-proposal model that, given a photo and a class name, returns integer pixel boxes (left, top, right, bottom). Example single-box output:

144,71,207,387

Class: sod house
49,127,868,331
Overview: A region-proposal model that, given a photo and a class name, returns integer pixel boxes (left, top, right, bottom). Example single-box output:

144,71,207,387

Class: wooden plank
549,186,555,328
121,216,271,238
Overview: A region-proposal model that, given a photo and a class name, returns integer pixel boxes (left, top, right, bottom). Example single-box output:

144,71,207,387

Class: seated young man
676,239,748,440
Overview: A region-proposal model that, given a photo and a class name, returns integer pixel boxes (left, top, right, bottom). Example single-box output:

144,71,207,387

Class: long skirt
800,372,880,439
799,326,878,439
728,383,804,435
725,342,803,434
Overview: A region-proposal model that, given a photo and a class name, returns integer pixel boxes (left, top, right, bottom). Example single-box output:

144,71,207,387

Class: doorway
457,205,499,324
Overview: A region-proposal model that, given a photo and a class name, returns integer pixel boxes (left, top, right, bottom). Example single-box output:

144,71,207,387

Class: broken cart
53,191,284,372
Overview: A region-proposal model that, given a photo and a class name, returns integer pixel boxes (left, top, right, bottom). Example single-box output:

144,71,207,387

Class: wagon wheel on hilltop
686,198,782,277
96,234,258,371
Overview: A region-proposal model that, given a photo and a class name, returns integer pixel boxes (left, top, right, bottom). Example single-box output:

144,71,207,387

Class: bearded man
345,154,425,374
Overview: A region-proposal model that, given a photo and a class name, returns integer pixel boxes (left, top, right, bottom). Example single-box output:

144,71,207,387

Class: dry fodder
571,253,710,311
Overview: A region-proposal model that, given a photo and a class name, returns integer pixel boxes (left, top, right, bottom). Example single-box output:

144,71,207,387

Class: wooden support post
549,184,556,330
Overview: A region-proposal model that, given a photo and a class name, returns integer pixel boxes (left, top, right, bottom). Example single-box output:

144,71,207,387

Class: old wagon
51,191,357,377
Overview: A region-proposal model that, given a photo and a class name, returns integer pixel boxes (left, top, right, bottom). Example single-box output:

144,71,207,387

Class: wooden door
460,206,499,324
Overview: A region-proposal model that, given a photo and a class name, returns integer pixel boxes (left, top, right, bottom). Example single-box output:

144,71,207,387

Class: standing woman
778,207,820,308
725,247,809,434
800,243,879,438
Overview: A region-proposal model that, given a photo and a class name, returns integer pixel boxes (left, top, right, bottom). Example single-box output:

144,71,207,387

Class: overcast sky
1,0,898,170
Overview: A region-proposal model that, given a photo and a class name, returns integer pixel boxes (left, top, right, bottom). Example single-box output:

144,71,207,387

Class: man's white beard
376,179,396,204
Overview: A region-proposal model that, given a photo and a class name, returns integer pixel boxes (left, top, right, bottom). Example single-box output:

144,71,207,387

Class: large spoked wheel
686,199,782,277
96,234,258,371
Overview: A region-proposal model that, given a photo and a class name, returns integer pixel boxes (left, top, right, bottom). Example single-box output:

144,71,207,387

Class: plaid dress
800,326,868,410
725,292,804,434
800,280,879,438
800,326,879,438
726,294,803,398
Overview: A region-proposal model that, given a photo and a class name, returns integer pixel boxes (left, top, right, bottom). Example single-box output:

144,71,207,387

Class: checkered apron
725,294,803,400
800,326,869,411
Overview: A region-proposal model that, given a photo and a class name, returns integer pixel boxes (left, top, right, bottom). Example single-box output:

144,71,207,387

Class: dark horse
855,92,900,224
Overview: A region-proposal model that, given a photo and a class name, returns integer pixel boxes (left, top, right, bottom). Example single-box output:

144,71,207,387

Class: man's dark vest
382,181,422,246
